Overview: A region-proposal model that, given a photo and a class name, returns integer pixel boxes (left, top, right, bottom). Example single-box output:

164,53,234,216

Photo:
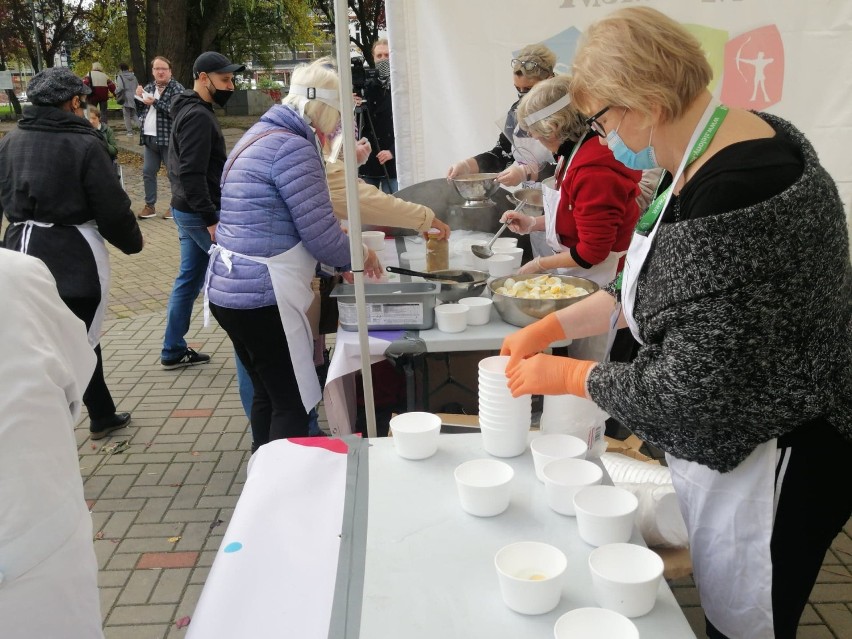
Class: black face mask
207,81,233,108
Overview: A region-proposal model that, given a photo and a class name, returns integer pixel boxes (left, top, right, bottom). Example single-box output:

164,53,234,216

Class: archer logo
722,25,784,108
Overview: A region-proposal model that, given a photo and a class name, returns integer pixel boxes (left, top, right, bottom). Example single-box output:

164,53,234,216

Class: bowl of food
450,173,502,207
489,274,599,327
431,269,490,302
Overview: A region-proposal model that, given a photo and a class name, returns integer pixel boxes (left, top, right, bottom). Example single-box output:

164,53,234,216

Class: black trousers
62,297,117,423
706,418,852,638
210,303,310,447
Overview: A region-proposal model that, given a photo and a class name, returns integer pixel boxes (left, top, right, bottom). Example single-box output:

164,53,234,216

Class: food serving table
187,433,696,638
324,234,524,434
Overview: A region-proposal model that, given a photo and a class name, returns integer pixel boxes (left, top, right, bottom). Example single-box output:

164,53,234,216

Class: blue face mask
605,115,658,170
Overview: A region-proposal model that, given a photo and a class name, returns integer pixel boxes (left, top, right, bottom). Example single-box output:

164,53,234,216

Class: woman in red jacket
501,75,641,360
503,75,641,283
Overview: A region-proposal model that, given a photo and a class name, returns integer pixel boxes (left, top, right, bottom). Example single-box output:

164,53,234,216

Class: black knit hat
28,67,91,106
192,52,245,79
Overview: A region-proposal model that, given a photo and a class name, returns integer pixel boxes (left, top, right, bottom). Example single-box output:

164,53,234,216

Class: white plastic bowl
492,237,518,249
493,246,524,269
361,230,386,251
542,458,604,515
573,485,639,546
390,412,441,460
458,296,493,325
530,434,588,482
588,543,664,618
553,607,639,639
435,304,468,333
479,356,511,375
495,541,567,615
454,459,514,517
486,254,516,277
481,424,528,457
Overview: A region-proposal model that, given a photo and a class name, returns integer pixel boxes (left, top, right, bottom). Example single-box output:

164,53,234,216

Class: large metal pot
388,178,516,235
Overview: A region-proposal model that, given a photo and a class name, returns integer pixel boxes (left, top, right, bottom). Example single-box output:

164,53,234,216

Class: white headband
288,84,340,112
523,93,571,127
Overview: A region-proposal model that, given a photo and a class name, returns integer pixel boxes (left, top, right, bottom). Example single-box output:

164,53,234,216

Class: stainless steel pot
489,274,600,327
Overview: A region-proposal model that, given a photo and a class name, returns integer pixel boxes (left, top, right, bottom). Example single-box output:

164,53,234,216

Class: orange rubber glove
506,353,597,398
501,313,566,374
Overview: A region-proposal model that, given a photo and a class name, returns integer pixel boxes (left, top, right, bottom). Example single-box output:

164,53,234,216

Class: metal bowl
489,274,600,327
450,173,502,206
430,269,490,302
509,188,544,216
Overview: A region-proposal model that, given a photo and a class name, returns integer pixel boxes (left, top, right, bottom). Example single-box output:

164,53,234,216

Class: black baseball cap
193,52,245,78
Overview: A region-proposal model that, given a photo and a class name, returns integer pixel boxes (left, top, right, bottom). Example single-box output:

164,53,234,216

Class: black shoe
90,412,131,440
161,347,211,370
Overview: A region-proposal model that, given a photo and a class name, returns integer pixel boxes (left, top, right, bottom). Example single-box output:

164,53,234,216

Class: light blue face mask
606,112,658,170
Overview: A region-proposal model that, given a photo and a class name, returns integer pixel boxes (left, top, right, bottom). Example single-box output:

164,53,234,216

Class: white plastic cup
479,416,531,433
494,541,567,615
479,356,511,376
486,254,515,277
458,296,493,325
553,608,639,639
454,459,514,517
493,246,524,269
530,434,588,483
361,230,386,251
435,303,468,333
542,458,604,516
492,237,518,249
588,543,664,618
389,412,441,460
481,424,528,457
573,485,639,547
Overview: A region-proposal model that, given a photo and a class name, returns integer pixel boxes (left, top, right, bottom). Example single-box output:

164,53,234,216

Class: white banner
386,0,852,227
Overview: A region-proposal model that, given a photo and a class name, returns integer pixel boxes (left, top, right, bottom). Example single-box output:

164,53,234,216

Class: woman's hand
428,218,451,240
500,313,567,373
506,353,596,398
499,210,535,235
516,257,544,275
364,248,383,279
496,164,527,186
447,158,476,180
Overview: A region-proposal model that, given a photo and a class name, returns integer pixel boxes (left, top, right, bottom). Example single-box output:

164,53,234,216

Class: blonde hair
372,38,389,54
514,43,557,81
570,7,712,124
517,76,586,143
86,106,101,121
91,62,103,72
282,57,340,135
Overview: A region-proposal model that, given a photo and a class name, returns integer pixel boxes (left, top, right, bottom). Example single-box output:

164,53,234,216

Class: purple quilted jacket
207,105,351,309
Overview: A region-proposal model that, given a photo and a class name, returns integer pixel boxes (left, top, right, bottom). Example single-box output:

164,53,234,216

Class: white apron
619,100,777,636
205,242,322,414
540,139,624,288
14,219,110,347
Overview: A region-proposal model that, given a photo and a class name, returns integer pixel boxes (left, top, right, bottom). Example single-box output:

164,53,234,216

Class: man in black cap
0,66,143,440
160,52,244,370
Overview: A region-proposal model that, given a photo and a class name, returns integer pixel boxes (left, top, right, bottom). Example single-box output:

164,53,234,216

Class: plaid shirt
136,78,184,147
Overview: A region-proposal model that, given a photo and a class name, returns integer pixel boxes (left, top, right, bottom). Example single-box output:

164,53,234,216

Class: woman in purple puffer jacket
207,58,381,450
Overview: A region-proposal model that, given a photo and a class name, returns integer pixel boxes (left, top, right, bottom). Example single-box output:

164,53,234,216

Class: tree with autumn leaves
0,0,387,98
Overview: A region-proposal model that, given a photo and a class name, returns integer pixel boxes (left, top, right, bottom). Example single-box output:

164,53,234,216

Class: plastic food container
331,282,439,330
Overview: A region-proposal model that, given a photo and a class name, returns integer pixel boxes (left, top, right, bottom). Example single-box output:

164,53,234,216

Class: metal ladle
471,220,510,259
471,197,529,259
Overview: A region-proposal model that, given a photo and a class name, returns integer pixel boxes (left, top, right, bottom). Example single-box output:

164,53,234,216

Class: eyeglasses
511,58,551,74
584,106,611,137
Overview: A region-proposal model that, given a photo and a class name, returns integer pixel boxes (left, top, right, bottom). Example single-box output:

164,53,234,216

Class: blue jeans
142,138,167,205
161,208,212,360
362,176,398,194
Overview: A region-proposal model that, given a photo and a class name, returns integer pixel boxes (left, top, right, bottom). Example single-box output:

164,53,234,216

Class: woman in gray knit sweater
501,8,851,639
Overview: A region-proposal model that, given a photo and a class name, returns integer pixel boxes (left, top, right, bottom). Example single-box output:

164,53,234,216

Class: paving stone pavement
2,116,850,637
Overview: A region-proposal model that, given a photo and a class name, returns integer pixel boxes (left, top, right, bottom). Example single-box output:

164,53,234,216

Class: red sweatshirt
555,136,641,271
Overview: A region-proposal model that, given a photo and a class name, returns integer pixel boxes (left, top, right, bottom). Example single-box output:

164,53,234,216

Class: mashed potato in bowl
494,275,591,300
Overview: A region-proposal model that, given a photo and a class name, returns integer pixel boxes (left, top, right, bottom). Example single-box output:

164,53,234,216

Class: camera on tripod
351,56,379,100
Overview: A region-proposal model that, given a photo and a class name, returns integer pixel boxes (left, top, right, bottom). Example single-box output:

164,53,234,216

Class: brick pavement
1,116,850,637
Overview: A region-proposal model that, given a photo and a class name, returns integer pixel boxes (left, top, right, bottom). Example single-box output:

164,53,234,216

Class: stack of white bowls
478,356,531,457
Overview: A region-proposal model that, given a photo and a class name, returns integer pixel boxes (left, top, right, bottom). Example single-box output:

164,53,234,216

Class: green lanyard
615,104,729,291
635,105,729,233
